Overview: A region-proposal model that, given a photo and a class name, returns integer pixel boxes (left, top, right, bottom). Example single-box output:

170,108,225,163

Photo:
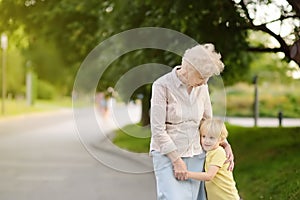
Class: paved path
226,116,300,127
0,105,156,200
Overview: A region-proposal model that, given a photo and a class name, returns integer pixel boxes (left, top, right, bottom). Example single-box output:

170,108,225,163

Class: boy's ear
200,118,206,127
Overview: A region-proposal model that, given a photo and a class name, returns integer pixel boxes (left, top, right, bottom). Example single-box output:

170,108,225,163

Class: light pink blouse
150,66,212,158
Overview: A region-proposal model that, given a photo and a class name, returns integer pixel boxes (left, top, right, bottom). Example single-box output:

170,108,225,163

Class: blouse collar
172,66,185,88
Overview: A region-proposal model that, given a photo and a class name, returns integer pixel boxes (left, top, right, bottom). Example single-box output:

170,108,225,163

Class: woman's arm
150,82,177,154
187,165,219,181
220,139,234,171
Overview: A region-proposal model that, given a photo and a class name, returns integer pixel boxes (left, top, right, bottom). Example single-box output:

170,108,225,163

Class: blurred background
0,0,299,119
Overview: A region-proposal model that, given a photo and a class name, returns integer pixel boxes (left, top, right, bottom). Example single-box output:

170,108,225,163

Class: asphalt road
0,105,156,200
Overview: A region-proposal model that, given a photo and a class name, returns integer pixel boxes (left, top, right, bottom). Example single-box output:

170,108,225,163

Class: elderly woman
150,44,234,200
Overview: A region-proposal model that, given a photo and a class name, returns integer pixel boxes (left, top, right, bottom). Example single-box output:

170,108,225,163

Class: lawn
113,124,300,200
0,97,72,118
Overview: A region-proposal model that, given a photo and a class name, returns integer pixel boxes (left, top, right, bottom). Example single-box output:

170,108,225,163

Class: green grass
113,124,300,200
113,124,151,153
229,125,300,200
0,97,72,118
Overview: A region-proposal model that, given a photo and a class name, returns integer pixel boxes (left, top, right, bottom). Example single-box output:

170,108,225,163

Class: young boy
188,118,240,200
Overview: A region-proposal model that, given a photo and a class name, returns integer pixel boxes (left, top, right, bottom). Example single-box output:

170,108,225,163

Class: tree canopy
0,0,299,124
1,0,299,85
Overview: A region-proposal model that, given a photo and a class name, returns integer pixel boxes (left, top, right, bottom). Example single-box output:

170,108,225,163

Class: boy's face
200,131,221,151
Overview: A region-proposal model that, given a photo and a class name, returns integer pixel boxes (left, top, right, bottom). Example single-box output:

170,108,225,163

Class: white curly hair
182,43,225,78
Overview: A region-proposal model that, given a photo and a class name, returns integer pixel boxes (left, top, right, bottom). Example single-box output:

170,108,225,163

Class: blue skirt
152,151,207,200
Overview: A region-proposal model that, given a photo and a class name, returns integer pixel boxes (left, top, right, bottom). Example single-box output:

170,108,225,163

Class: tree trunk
140,88,151,126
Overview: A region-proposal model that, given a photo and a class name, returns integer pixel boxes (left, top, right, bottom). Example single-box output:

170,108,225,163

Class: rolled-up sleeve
150,82,177,154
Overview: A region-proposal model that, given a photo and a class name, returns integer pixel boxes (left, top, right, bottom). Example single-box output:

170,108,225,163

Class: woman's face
184,60,208,87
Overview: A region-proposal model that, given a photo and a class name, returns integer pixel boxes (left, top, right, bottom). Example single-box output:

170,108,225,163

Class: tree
0,0,106,95
1,0,299,125
107,0,250,82
234,0,300,65
100,0,251,125
103,0,300,125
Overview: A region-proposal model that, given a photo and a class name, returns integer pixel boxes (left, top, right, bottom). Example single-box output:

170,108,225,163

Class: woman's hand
173,158,188,181
223,143,234,171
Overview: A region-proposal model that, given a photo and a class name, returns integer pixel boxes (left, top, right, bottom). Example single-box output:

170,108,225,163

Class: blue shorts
152,151,207,200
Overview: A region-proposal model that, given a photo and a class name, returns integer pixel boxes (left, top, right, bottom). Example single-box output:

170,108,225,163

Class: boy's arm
187,165,219,181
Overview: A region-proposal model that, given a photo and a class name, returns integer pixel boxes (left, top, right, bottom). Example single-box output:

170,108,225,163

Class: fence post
253,75,259,127
278,110,283,127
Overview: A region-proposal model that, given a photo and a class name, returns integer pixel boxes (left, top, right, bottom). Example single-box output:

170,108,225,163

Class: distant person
96,92,109,117
150,44,234,200
188,118,241,200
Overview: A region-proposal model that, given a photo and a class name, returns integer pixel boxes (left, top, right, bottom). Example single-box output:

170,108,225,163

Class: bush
37,80,56,100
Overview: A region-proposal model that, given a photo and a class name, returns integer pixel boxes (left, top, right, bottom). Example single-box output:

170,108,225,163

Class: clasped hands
173,149,234,181
173,158,188,181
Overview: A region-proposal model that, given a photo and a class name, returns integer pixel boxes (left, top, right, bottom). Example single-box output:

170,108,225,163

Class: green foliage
107,0,250,84
37,79,57,100
0,0,298,90
113,124,300,200
1,0,299,121
0,0,106,96
247,52,295,84
225,82,300,118
5,45,25,97
97,0,251,125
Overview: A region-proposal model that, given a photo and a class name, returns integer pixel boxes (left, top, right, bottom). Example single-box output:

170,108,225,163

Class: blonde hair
200,118,228,141
183,43,224,78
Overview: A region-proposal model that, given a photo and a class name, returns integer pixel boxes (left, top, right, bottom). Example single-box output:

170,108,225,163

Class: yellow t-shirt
205,146,240,200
